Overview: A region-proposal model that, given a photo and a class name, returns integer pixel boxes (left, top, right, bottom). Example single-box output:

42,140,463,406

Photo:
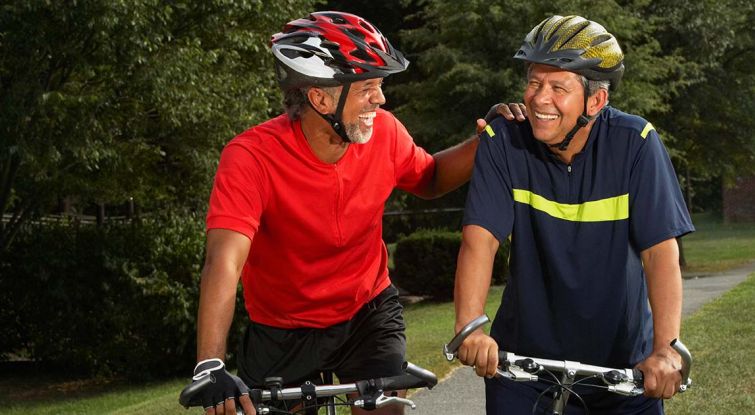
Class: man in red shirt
185,11,524,415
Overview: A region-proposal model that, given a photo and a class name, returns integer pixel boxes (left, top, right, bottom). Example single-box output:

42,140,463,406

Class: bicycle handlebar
179,361,437,412
444,315,693,395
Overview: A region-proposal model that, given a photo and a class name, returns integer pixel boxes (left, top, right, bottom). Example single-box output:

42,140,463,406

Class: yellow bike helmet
514,15,624,91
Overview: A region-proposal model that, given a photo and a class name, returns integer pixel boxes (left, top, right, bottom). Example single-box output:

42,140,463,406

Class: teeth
359,111,376,127
535,112,558,120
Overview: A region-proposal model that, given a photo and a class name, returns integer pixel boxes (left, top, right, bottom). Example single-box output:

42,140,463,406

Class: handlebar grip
671,338,693,389
178,373,214,408
377,373,432,391
404,362,438,389
443,315,490,360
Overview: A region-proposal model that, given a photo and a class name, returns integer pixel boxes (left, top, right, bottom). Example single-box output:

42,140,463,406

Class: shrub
0,214,247,379
392,229,509,300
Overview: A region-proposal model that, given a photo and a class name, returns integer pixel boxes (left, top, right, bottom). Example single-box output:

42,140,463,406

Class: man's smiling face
340,78,386,144
523,64,586,146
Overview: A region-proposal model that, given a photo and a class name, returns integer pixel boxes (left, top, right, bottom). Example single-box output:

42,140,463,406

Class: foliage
646,0,755,210
0,216,247,379
0,0,319,250
393,229,509,300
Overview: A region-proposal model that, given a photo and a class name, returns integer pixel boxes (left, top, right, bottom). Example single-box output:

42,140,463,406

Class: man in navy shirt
454,15,694,414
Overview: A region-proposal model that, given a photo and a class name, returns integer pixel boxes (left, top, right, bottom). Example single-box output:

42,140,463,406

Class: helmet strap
309,83,352,143
551,113,590,151
550,90,597,151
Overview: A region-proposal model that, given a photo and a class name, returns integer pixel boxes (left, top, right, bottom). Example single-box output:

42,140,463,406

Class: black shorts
237,285,406,387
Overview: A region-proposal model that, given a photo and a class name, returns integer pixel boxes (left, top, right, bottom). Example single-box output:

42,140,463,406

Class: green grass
664,273,755,414
683,213,755,272
404,286,503,381
0,377,190,415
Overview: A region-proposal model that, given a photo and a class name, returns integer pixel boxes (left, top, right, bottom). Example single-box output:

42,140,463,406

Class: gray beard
345,122,373,144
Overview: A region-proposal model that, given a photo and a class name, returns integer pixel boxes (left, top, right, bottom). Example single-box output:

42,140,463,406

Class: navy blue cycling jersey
463,106,694,368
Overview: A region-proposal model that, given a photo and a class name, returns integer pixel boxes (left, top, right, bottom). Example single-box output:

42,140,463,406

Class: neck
548,120,595,164
300,109,348,164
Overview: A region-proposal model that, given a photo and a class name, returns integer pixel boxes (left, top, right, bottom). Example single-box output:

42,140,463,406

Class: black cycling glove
185,358,250,410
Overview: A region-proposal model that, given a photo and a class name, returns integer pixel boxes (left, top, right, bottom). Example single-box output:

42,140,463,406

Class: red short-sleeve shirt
206,109,435,328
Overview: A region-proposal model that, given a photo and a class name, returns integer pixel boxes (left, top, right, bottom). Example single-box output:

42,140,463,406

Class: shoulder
600,107,657,143
483,116,534,150
226,114,294,153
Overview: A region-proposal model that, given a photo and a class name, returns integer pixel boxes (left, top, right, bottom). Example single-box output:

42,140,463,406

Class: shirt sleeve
205,141,267,241
391,115,436,193
462,121,515,243
628,129,695,251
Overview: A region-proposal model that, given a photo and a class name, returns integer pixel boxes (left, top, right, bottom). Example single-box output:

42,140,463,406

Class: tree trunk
97,202,105,227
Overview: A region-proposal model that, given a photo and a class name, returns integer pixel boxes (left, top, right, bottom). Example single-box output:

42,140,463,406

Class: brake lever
354,394,417,410
375,394,417,410
443,315,491,361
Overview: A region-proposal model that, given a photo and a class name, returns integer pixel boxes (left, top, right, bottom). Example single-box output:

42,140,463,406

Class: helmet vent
321,40,341,49
347,28,367,39
359,21,376,33
350,48,371,62
331,15,348,24
281,48,312,59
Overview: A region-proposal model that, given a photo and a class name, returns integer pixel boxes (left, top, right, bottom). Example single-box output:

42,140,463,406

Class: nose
530,85,553,106
371,85,386,106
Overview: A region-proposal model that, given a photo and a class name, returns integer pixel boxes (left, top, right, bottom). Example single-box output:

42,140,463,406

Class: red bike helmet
271,11,409,91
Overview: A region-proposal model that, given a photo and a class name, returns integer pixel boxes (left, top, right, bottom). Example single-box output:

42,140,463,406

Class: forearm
196,261,241,361
419,136,479,199
642,238,683,350
454,225,498,332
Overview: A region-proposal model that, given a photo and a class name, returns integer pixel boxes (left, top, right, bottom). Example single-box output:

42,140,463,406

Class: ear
586,88,608,117
307,87,336,115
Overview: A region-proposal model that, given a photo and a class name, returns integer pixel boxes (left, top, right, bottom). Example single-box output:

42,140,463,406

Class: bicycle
443,315,692,414
179,361,438,414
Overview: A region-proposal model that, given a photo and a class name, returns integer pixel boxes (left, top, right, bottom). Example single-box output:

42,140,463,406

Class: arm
454,225,500,377
197,229,252,361
415,103,527,199
191,229,256,415
416,136,479,199
636,237,683,399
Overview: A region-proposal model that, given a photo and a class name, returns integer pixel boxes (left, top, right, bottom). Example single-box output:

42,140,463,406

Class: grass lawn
664,274,755,414
683,212,755,273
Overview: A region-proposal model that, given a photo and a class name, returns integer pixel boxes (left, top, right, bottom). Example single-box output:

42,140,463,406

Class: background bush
392,229,509,300
0,215,247,379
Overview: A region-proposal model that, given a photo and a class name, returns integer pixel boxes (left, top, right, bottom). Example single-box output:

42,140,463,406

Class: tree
645,0,755,211
0,0,318,251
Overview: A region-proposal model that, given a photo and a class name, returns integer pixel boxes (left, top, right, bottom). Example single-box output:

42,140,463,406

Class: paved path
407,261,755,414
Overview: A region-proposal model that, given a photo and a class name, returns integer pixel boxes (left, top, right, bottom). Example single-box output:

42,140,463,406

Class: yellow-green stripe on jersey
512,189,629,222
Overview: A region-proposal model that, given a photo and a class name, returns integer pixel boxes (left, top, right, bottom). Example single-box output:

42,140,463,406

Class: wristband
193,358,225,381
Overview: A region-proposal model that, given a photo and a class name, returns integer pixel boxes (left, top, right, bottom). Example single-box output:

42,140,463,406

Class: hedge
392,229,509,300
0,214,247,379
